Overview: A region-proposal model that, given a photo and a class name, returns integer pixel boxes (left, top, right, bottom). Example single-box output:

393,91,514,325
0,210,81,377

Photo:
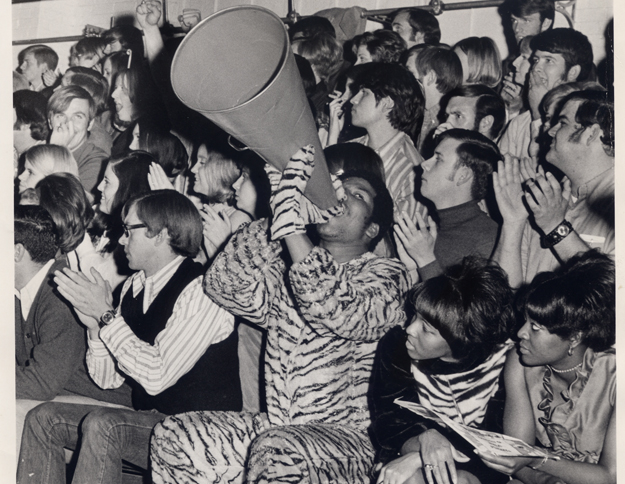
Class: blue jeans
17,402,166,484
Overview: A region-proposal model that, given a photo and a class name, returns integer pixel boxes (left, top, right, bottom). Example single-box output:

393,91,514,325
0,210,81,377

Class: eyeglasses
122,223,146,238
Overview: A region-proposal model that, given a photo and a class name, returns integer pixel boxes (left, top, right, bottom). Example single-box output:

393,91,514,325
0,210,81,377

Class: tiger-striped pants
150,411,375,484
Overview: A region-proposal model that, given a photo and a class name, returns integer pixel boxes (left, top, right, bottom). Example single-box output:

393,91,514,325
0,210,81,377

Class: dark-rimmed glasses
122,223,146,238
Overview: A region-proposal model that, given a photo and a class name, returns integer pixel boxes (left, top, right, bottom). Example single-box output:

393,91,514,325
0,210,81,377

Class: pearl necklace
548,362,582,374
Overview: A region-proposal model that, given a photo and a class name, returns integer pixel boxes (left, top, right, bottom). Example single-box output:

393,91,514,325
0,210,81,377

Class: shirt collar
573,166,614,204
132,255,185,304
20,259,55,320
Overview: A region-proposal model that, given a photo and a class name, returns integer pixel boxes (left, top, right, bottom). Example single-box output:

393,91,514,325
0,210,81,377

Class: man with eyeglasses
18,190,242,484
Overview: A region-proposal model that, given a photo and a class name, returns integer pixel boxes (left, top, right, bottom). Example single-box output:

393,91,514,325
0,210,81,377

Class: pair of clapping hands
494,154,571,235
394,203,437,276
146,162,234,255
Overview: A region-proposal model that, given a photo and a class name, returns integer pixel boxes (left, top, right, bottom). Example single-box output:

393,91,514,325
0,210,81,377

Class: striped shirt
411,342,512,428
86,255,234,396
353,131,423,219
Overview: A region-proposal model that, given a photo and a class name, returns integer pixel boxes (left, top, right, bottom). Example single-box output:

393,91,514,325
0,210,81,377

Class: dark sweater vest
120,257,242,415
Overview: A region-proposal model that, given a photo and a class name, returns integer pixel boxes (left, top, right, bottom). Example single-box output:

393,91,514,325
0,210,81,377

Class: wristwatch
541,220,573,248
99,309,116,328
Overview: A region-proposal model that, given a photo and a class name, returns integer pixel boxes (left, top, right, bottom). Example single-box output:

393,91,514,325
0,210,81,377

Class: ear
541,18,553,32
478,115,494,138
87,118,94,132
380,96,395,113
566,65,581,82
568,331,584,350
15,243,25,263
153,228,170,247
584,123,602,146
19,123,31,132
425,70,437,87
364,221,380,242
455,165,473,187
414,32,425,45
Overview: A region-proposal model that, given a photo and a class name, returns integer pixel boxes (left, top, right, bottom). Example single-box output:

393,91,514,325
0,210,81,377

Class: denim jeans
17,402,166,484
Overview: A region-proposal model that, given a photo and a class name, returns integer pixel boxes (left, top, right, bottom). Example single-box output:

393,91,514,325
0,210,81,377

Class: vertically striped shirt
87,255,234,395
353,131,423,219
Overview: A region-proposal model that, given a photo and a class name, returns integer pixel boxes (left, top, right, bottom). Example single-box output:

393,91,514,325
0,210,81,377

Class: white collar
19,259,55,320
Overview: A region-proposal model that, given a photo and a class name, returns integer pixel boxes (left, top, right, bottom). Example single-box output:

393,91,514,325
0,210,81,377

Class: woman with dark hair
371,257,514,484
321,63,375,147
101,50,130,98
89,151,153,289
128,119,189,192
109,62,166,155
480,250,615,484
353,30,407,65
34,173,94,259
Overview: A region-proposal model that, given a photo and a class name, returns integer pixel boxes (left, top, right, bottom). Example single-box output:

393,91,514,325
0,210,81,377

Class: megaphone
171,5,338,209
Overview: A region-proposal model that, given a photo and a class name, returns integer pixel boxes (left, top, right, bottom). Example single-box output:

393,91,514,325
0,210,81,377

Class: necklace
548,362,582,374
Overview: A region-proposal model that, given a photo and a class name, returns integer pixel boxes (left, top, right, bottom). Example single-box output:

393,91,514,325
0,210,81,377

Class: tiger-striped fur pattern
151,413,375,484
150,219,408,483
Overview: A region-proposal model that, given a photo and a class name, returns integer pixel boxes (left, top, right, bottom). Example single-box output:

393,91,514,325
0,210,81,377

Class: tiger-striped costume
151,219,409,483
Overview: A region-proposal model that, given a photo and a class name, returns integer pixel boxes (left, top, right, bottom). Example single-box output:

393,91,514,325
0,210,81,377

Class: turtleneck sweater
419,200,499,281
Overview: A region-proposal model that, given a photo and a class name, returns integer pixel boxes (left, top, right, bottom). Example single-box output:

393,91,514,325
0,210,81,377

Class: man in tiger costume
151,147,409,483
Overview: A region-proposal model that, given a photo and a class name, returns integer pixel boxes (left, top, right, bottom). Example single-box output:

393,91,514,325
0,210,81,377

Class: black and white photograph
8,0,617,483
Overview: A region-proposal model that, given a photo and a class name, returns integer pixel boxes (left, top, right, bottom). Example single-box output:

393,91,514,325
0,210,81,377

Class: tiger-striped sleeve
289,247,409,342
204,219,285,326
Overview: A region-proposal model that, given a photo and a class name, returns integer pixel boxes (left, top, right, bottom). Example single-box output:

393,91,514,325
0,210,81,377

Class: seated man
395,129,501,284
391,7,441,48
150,152,409,483
18,190,242,483
15,206,130,451
498,28,594,158
404,45,463,153
493,90,613,287
348,63,424,219
18,44,58,93
435,84,507,141
47,85,109,195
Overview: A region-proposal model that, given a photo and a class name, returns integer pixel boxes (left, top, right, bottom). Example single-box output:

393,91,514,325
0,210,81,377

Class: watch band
541,220,573,249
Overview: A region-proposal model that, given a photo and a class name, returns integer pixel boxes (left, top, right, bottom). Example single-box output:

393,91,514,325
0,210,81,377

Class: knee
80,407,123,442
24,402,64,437
250,426,300,456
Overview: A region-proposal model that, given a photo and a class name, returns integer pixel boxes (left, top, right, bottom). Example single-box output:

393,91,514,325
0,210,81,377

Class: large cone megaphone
171,5,338,209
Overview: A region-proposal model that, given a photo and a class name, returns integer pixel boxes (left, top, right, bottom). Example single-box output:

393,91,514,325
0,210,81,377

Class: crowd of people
13,0,615,483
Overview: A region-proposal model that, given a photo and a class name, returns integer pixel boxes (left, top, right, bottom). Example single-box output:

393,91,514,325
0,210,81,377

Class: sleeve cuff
99,316,136,352
417,259,443,281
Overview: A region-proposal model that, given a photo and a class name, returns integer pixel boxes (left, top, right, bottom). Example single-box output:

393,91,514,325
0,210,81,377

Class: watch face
101,311,115,324
556,225,570,236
